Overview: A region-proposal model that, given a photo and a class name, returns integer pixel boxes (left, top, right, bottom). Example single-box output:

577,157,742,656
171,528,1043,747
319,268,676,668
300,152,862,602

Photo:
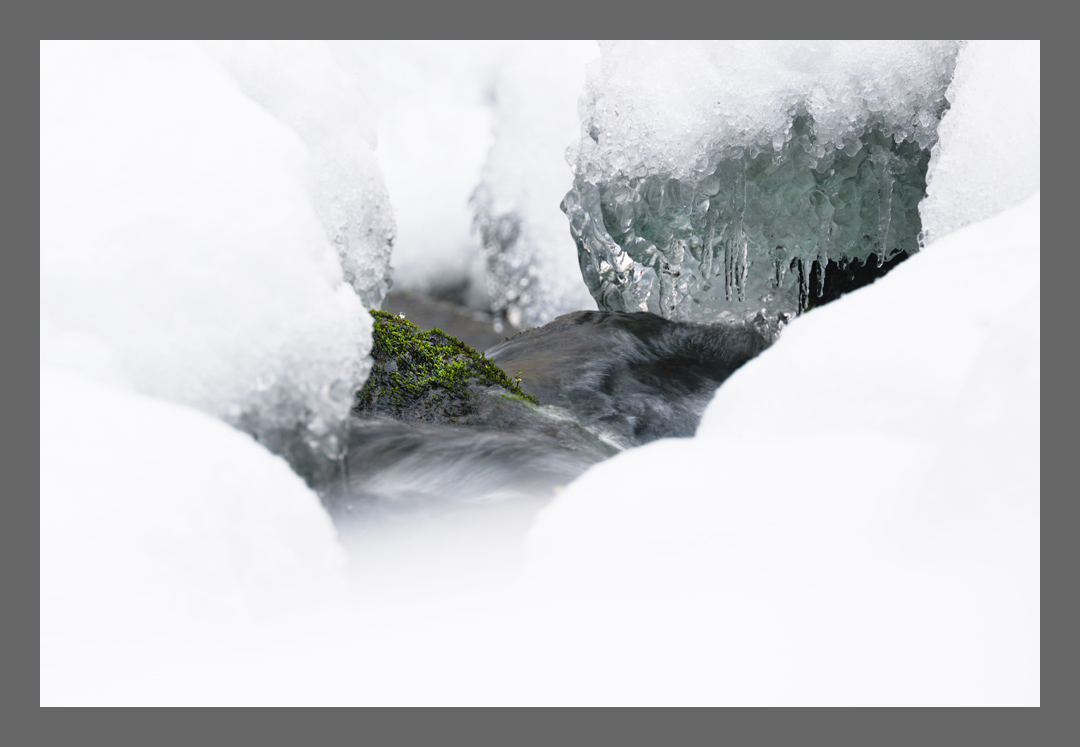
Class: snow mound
473,41,599,329
563,41,960,325
40,367,349,704
920,40,1040,243
204,41,394,309
40,41,380,478
521,195,1040,705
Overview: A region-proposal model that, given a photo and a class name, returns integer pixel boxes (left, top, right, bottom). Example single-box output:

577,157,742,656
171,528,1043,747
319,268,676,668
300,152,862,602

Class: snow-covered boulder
40,41,388,476
563,41,961,325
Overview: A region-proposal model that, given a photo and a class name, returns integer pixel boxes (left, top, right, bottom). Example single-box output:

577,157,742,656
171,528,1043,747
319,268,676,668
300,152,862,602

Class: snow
328,41,519,306
575,41,959,181
40,40,378,467
40,367,350,705
473,41,599,328
40,196,1039,705
920,40,1041,243
521,194,1040,705
204,41,396,309
329,41,600,321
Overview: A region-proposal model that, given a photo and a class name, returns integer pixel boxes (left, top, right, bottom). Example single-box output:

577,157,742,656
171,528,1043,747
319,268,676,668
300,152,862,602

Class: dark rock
803,250,913,312
486,310,773,446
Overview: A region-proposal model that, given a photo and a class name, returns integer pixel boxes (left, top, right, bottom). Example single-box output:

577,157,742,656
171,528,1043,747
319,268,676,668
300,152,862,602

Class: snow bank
521,194,1040,705
204,41,396,309
473,41,599,328
563,41,960,324
40,41,379,473
920,40,1040,243
40,367,350,705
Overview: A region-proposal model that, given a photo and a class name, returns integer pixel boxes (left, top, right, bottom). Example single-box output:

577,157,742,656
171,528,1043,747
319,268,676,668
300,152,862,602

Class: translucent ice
40,41,382,482
472,41,600,329
563,41,961,326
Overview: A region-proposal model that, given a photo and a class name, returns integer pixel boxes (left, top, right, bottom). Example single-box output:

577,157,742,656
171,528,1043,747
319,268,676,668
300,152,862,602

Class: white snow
40,367,350,705
920,40,1041,243
328,41,519,306
204,41,396,309
574,40,959,182
329,41,600,321
40,40,378,460
473,41,600,327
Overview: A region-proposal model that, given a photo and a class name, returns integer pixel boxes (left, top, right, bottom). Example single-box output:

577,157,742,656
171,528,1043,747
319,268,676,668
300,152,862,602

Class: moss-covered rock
331,310,619,515
355,309,537,425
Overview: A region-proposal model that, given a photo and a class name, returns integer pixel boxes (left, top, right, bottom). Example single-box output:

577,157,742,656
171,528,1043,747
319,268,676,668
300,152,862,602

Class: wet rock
355,308,538,426
331,309,619,517
487,310,773,445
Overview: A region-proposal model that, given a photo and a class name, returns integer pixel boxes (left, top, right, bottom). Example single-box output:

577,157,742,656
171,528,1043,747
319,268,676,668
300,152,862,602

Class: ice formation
204,41,396,309
920,41,1040,243
472,41,600,329
563,41,961,326
39,41,382,480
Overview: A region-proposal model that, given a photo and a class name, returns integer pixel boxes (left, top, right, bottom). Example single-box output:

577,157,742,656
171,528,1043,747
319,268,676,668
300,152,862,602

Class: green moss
355,309,538,423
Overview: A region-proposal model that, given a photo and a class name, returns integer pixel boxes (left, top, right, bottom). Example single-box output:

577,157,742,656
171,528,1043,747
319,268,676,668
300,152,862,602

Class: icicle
659,265,674,316
724,235,734,301
876,175,894,268
799,257,811,311
701,224,714,280
816,249,827,298
735,161,748,303
736,235,748,302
